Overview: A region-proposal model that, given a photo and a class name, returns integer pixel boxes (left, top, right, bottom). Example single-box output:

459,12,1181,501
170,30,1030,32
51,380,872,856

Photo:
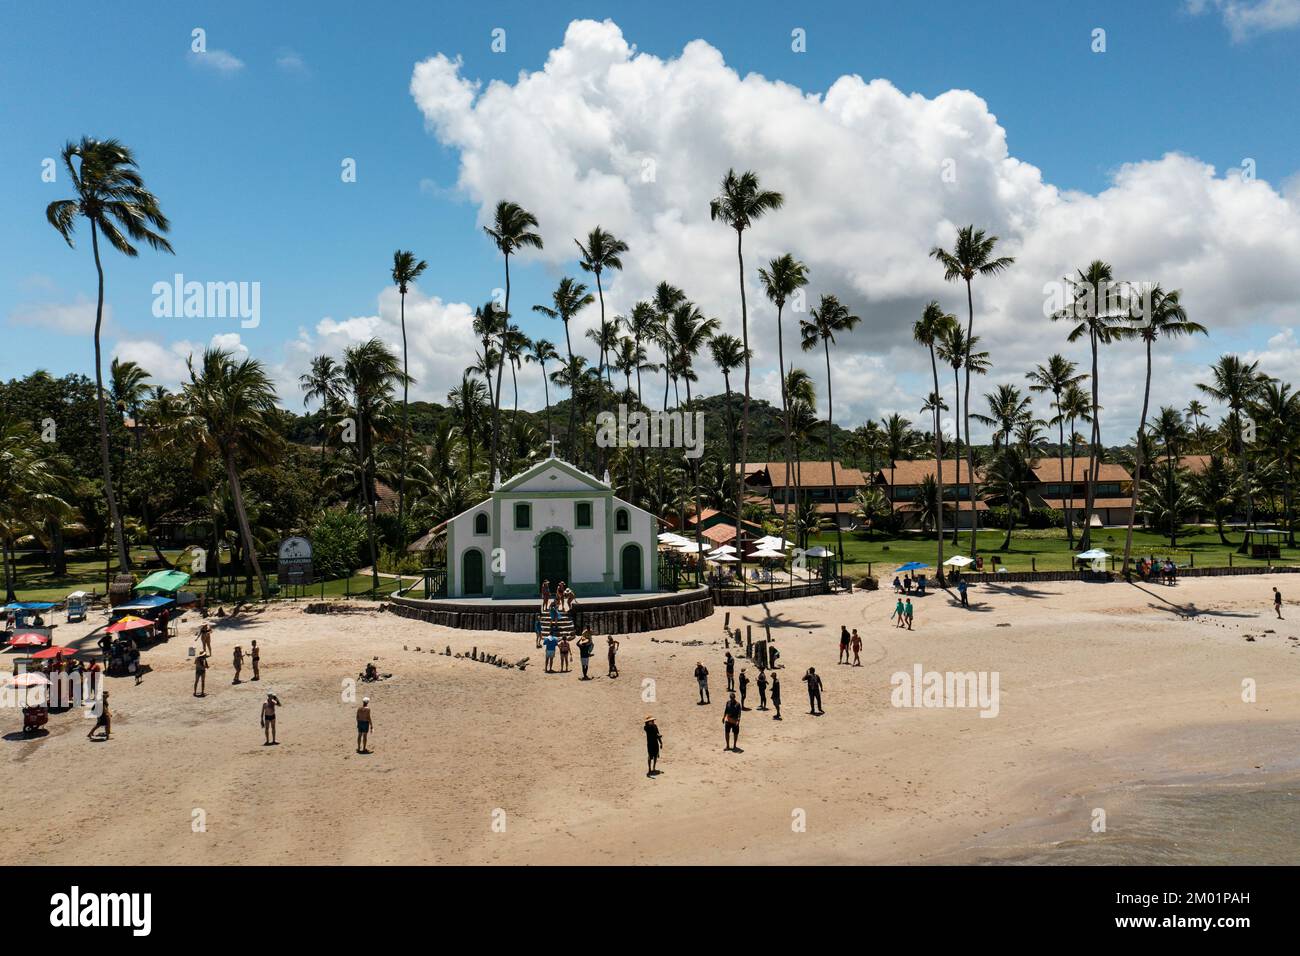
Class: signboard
277,536,313,586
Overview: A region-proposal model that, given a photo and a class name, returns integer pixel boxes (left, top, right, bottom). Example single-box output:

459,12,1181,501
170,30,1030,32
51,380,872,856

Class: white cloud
1187,0,1300,39
407,19,1300,442
189,48,245,74
9,295,113,336
276,49,308,75
111,334,247,385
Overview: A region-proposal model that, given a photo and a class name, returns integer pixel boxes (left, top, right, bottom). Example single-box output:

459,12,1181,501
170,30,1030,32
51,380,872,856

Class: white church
442,455,659,599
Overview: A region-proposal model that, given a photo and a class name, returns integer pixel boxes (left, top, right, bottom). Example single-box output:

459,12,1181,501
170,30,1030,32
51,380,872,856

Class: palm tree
934,319,990,545
709,333,747,510
483,201,543,477
390,249,428,550
501,323,531,459
525,338,560,441
913,301,959,580
1058,382,1093,541
758,253,810,539
930,226,1014,557
300,354,347,467
1150,406,1190,546
801,294,861,576
1198,355,1271,540
448,372,490,482
785,367,817,537
1184,398,1207,434
851,486,890,541
46,137,173,572
1026,355,1087,547
1254,382,1300,546
1051,260,1123,550
1117,287,1206,574
1187,453,1238,545
710,169,784,561
533,277,594,462
342,339,404,591
181,348,279,598
973,384,1037,550
0,417,74,602
576,227,629,432
669,302,720,556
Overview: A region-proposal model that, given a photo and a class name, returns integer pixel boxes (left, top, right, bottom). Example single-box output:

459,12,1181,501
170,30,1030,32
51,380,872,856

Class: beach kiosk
1241,529,1284,561
65,591,89,623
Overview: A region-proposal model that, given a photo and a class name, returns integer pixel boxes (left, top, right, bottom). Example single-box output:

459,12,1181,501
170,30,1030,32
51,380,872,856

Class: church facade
444,457,658,599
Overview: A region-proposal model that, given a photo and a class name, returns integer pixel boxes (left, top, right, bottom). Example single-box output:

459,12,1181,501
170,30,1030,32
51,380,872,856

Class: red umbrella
106,617,153,634
5,672,51,688
6,632,50,648
32,646,76,660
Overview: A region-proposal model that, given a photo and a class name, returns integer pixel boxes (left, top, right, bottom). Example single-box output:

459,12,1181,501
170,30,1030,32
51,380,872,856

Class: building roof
1039,497,1134,511
1178,454,1212,475
1031,457,1132,483
699,524,737,545
737,461,867,489
880,459,982,486
893,499,988,513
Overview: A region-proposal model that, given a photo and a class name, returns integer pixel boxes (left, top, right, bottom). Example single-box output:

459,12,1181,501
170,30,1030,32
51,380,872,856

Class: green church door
621,544,643,591
538,532,570,590
462,549,484,596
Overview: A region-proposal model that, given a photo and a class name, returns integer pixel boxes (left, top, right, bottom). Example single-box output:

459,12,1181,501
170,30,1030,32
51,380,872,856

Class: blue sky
3,0,1299,435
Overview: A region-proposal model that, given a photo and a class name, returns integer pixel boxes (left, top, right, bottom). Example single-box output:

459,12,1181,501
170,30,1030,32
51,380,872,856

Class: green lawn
809,526,1297,576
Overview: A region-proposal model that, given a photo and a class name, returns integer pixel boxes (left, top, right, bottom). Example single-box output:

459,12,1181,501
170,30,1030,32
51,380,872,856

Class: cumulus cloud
189,48,245,74
111,333,247,385
1187,0,1300,39
9,295,113,336
406,19,1300,441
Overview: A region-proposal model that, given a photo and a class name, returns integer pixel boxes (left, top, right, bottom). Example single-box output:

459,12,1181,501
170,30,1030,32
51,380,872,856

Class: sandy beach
5,573,1300,866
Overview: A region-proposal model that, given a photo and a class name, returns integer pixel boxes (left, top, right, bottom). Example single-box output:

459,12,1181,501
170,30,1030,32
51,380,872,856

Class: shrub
309,510,369,580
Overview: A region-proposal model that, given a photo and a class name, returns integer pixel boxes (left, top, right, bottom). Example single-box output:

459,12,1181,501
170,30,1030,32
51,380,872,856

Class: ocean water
977,783,1300,865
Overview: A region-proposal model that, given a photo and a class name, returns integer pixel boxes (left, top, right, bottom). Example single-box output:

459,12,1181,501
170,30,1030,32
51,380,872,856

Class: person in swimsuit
723,693,742,751
803,667,824,715
839,626,851,664
892,598,906,628
851,629,863,666
86,691,111,740
356,696,373,753
756,669,768,710
694,662,710,704
540,580,551,612
559,635,572,672
725,651,735,691
194,653,208,697
199,623,213,657
577,629,595,680
771,673,782,720
644,716,662,776
1274,587,1284,620
232,645,244,684
250,640,260,681
261,693,281,744
607,635,620,678
739,668,750,709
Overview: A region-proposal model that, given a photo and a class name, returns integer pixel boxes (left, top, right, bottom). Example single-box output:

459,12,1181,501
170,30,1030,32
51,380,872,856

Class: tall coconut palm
46,137,173,572
484,201,542,477
1025,354,1087,547
758,253,810,539
533,277,594,461
181,348,279,598
614,335,648,403
1255,382,1300,547
390,249,428,550
448,372,490,482
785,366,817,539
1184,398,1208,443
1051,260,1123,550
1197,355,1271,540
576,227,628,433
930,226,1014,557
935,325,987,543
1118,287,1206,574
973,384,1037,550
1058,383,1093,537
0,417,74,602
670,302,720,554
342,339,404,592
709,333,747,515
801,294,861,576
300,354,347,467
501,323,531,460
525,338,561,441
1151,405,1190,546
913,301,959,580
710,169,784,559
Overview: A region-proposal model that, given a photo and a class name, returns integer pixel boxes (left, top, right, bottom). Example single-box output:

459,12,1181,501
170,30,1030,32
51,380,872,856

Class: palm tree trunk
1122,339,1153,576
722,375,736,525
687,376,703,587
359,408,381,593
735,228,750,565
224,455,268,598
928,345,946,583
563,323,576,463
541,362,552,439
824,341,844,579
595,269,607,473
1058,397,1073,548
777,302,795,541
487,255,508,481
1080,329,1101,551
951,364,962,546
398,290,410,553
963,278,978,558
90,222,130,573
3,538,15,604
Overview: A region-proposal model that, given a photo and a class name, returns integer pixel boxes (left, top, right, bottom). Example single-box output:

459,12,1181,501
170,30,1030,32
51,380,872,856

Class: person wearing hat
643,715,662,776
198,622,213,657
356,696,373,754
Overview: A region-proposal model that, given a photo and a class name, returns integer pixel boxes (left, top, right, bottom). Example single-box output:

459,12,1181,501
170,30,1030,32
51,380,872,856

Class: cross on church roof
546,436,560,458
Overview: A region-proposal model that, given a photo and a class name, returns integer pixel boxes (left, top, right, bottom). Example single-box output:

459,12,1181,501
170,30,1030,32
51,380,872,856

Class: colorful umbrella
5,672,51,688
32,646,77,660
6,632,50,648
106,616,154,634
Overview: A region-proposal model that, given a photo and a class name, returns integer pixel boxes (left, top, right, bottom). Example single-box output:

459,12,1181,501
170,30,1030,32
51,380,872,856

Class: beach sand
5,573,1299,865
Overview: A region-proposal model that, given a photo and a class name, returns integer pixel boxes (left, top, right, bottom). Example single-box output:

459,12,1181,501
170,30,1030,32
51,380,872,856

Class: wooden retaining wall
709,581,831,606
383,588,715,634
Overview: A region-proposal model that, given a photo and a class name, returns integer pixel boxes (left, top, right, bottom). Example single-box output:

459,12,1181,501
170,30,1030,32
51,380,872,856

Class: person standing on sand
232,645,244,684
199,622,213,657
559,634,572,672
904,598,914,631
261,693,281,744
694,661,710,704
839,626,850,664
542,631,559,673
739,668,750,709
851,629,862,666
1274,587,1284,620
892,598,906,628
958,578,969,608
725,651,735,691
86,691,111,740
803,667,824,715
250,640,260,681
194,653,208,697
356,696,373,753
770,673,782,720
644,716,662,776
756,669,768,710
577,629,595,680
723,692,742,751
607,635,620,678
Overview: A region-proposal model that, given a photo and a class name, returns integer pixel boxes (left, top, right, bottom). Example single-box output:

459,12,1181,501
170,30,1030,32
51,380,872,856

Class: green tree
390,249,428,553
914,301,960,579
533,277,594,462
758,253,810,540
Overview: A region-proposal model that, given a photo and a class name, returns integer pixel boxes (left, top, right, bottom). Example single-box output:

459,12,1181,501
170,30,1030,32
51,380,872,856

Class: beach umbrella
31,646,77,660
755,536,792,549
943,555,973,567
658,532,688,544
894,561,930,573
803,545,834,558
1075,549,1109,560
6,632,50,649
707,544,737,555
106,616,154,634
5,672,51,689
750,548,786,559
708,554,738,562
